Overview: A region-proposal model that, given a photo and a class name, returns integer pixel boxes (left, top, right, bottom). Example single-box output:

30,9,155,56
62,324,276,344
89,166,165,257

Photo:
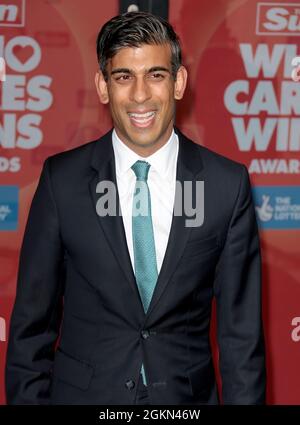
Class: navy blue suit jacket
5,128,266,404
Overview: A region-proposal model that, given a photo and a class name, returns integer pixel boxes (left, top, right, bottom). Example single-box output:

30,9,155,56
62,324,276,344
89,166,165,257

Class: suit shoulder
42,129,113,180
178,131,252,213
184,135,247,177
45,138,98,170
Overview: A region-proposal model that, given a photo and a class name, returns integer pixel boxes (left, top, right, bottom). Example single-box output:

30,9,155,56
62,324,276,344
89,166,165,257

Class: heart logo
12,44,35,65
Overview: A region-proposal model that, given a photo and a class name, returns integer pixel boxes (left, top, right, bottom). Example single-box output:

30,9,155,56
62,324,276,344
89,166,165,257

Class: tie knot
131,160,151,181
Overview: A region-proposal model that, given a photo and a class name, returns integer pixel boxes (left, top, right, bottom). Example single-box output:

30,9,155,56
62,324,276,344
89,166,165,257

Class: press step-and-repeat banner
0,0,299,404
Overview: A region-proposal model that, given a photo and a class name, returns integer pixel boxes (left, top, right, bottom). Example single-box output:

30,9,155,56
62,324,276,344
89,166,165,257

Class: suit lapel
88,128,204,321
145,128,204,320
89,130,143,309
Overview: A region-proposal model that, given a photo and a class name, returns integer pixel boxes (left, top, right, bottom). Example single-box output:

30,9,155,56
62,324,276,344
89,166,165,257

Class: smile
128,111,156,128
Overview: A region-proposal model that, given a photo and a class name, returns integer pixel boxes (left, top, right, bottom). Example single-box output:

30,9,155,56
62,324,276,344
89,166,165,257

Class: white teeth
128,111,155,119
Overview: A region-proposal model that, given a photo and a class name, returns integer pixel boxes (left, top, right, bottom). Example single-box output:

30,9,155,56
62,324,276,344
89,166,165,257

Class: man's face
95,43,187,156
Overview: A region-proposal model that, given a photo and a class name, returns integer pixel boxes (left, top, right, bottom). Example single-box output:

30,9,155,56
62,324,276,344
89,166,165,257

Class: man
5,12,266,405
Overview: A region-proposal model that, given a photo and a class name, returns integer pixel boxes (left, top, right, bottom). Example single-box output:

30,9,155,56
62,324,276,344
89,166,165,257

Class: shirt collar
112,128,178,181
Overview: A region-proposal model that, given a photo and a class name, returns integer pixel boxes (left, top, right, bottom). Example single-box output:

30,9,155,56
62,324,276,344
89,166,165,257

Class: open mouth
128,111,156,128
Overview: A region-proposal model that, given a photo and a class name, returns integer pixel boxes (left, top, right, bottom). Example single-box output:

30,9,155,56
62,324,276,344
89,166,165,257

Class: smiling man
5,12,266,405
94,41,186,156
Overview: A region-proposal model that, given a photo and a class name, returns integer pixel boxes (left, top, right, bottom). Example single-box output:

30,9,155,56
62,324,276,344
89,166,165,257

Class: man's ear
95,70,109,104
174,66,188,100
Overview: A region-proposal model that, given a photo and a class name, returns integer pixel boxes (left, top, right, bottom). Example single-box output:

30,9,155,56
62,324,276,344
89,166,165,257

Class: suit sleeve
213,165,266,404
5,158,64,404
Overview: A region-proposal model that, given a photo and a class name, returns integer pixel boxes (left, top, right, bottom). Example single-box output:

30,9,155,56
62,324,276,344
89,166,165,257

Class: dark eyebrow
147,66,171,74
111,68,132,76
110,66,171,76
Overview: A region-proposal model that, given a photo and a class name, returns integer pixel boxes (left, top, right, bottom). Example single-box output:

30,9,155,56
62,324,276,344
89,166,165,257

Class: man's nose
130,77,151,104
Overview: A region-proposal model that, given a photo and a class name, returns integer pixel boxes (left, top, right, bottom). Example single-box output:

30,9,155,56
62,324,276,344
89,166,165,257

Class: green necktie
131,160,158,386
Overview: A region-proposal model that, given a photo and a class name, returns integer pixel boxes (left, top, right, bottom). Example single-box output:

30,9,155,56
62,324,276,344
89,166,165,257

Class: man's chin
126,130,160,147
118,126,171,152
130,137,160,150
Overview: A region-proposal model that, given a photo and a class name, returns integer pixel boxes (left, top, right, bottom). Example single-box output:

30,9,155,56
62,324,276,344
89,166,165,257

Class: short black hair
96,11,182,80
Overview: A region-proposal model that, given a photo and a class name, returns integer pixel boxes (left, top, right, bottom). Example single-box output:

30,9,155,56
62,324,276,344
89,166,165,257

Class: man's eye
116,75,131,81
150,73,164,80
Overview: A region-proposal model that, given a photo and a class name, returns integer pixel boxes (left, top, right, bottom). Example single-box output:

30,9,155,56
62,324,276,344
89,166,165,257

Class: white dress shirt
112,128,179,274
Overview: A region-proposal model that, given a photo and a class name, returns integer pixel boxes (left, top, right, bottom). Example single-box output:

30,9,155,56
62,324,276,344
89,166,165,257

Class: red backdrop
0,0,299,404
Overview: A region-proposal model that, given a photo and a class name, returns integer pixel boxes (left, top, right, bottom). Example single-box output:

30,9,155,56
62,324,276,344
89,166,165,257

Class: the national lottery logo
0,186,18,230
256,2,300,36
255,195,274,222
0,0,25,27
253,186,300,229
0,204,12,221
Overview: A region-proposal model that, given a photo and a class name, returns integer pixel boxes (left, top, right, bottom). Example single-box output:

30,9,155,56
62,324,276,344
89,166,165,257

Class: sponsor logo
253,186,300,229
0,0,25,27
0,185,18,230
256,2,300,36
